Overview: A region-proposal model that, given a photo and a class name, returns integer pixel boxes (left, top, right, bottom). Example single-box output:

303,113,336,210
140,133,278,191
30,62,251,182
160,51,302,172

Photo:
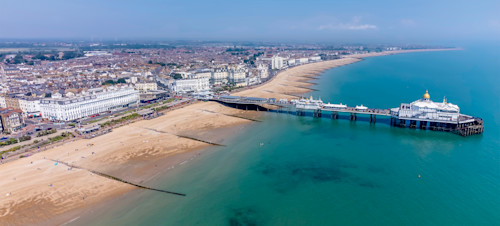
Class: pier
210,94,484,136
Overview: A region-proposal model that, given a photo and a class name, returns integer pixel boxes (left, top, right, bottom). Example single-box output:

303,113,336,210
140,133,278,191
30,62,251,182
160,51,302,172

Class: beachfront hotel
271,56,284,69
40,86,139,121
172,77,210,93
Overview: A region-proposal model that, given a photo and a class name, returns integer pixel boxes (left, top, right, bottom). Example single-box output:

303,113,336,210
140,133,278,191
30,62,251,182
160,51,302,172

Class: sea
77,44,500,225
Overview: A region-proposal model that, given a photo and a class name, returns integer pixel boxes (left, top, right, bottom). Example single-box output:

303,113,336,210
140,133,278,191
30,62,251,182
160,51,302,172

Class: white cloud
400,19,416,27
317,16,377,31
318,24,377,30
346,24,378,30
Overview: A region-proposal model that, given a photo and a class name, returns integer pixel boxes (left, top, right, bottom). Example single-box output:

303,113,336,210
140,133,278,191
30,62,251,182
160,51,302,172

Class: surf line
48,159,186,197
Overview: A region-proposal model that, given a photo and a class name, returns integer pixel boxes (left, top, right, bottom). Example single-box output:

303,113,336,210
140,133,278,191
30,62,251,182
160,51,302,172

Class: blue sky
1,0,499,43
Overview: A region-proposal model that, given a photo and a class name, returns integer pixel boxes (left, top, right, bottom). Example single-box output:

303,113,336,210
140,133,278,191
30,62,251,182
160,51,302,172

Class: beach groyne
48,159,186,196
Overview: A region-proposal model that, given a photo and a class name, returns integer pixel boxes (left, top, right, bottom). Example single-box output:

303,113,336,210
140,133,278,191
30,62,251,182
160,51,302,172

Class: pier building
392,90,460,122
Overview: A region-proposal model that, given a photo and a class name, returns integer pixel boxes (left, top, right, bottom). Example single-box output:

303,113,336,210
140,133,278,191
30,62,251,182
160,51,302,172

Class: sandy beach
0,49,454,225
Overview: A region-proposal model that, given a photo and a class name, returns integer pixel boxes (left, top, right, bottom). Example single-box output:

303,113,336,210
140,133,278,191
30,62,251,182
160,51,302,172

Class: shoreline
0,48,456,225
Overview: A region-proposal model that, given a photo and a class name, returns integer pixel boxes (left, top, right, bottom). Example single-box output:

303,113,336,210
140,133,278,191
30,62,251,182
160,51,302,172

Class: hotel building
172,78,210,93
40,86,139,121
271,56,284,70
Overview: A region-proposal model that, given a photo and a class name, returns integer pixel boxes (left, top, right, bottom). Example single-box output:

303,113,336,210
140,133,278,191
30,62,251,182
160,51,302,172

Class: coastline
0,48,456,225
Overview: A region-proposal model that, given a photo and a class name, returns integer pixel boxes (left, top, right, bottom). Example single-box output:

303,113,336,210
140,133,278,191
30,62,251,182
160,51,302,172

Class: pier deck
210,95,484,136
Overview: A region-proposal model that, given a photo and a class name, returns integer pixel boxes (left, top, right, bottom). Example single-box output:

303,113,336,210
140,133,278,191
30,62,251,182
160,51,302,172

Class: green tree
12,54,25,64
102,80,116,85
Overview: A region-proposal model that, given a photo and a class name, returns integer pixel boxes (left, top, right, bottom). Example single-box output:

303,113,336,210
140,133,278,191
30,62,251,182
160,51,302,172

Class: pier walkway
210,95,484,136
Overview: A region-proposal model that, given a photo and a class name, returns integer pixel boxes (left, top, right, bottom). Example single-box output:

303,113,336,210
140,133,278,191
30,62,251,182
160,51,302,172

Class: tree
117,78,126,83
148,60,153,64
12,54,25,64
102,80,116,85
45,93,52,98
62,51,83,60
33,52,48,60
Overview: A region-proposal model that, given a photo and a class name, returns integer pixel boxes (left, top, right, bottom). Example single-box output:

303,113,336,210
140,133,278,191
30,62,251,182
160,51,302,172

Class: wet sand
0,49,455,225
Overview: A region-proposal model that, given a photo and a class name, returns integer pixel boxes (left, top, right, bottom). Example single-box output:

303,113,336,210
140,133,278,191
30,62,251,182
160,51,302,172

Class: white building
0,96,6,108
194,69,213,80
309,56,321,62
271,56,284,70
84,51,112,57
257,64,269,79
173,78,210,93
135,82,158,92
229,68,246,84
298,58,309,64
18,98,42,117
392,90,460,122
40,86,139,121
211,69,229,85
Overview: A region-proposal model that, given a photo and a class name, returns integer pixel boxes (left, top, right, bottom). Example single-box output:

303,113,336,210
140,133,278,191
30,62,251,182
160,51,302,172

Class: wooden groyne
48,159,186,196
199,109,262,122
132,126,225,146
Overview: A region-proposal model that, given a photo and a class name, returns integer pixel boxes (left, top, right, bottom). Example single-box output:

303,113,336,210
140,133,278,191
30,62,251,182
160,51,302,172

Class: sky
0,0,499,44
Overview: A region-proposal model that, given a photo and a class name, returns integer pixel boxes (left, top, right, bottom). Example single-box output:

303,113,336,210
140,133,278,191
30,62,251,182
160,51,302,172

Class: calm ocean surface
80,45,500,225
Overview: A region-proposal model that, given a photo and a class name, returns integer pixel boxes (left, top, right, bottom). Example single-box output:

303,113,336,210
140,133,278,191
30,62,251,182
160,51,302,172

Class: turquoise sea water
80,46,500,225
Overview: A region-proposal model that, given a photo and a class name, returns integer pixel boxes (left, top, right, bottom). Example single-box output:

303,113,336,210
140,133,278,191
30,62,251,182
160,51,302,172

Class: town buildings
0,41,359,127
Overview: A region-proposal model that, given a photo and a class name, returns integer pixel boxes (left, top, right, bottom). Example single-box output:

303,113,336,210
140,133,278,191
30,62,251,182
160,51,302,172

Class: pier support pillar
410,120,417,129
331,112,338,119
313,110,322,118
